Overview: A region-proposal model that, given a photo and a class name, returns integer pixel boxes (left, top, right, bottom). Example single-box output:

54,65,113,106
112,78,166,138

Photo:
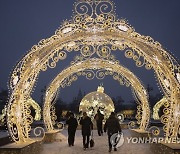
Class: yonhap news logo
110,133,125,148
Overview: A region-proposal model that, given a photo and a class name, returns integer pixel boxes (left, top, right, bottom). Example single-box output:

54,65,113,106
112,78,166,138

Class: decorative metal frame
153,97,168,120
43,58,150,132
0,106,7,125
26,98,41,121
7,0,180,143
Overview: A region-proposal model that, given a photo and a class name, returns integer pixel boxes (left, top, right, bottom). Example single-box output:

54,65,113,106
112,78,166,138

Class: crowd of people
66,110,122,152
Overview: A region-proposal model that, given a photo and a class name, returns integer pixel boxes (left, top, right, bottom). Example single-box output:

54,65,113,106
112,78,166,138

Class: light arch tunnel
7,14,180,143
43,58,150,132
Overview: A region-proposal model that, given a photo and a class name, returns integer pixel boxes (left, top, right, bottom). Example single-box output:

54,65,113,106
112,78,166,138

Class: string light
43,58,150,132
6,0,179,143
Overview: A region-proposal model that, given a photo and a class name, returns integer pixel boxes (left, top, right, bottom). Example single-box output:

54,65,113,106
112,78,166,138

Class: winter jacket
66,117,78,133
80,116,93,136
104,115,121,135
95,112,104,124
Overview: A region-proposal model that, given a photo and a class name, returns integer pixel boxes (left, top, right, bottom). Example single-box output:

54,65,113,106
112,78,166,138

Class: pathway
40,129,155,154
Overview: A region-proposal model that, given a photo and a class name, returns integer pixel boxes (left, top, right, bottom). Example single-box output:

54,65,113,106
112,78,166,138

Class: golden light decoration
56,122,65,131
148,126,161,137
153,96,168,120
0,106,7,125
128,121,137,129
43,58,150,132
6,0,179,143
33,127,45,138
79,85,115,120
26,98,41,121
120,110,135,118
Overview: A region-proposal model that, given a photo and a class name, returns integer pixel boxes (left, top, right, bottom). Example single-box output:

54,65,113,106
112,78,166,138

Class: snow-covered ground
0,130,9,138
40,129,154,154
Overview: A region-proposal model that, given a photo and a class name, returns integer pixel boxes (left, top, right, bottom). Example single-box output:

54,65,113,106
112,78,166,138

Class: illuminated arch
26,98,41,121
153,97,168,120
7,0,179,143
0,106,7,125
43,58,150,132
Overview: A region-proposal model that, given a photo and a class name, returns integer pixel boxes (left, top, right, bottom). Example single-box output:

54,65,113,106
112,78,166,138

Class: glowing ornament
176,73,180,83
62,27,72,34
31,58,39,68
87,26,103,33
174,104,180,117
67,41,76,47
164,79,170,88
13,76,19,86
153,56,161,64
79,85,114,119
24,81,30,90
114,40,123,46
16,105,22,123
118,25,128,32
86,36,103,43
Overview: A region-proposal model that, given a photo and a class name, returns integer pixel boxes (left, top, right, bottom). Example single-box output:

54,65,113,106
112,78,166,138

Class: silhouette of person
104,112,122,152
80,112,93,150
66,112,78,146
94,109,104,136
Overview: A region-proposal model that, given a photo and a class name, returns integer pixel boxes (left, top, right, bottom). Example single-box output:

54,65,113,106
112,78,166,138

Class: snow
0,130,9,138
40,129,154,154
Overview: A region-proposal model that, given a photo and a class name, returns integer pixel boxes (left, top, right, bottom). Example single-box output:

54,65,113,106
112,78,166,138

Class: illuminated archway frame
153,97,169,120
7,0,179,143
43,58,150,132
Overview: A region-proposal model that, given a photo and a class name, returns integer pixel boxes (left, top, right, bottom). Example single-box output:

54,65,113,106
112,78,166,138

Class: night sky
0,0,180,104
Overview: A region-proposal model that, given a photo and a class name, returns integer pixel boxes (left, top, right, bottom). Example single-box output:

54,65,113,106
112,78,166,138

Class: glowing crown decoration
97,85,104,93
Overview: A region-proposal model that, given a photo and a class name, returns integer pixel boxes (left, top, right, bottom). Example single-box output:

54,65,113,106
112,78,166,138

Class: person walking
66,112,78,147
94,109,104,136
80,112,93,150
104,112,122,152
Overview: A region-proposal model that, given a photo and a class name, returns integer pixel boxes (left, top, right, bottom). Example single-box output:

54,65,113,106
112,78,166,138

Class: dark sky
0,0,180,103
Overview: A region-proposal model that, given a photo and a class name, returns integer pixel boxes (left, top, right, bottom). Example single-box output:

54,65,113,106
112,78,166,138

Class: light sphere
79,86,115,120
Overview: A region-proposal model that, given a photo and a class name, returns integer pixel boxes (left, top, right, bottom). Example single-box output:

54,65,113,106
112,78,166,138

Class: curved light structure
153,97,168,120
7,0,179,143
43,58,149,132
26,98,41,121
0,106,7,125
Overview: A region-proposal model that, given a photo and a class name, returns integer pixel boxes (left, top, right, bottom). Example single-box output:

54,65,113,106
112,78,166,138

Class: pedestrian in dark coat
104,112,122,152
80,112,93,150
66,112,78,146
94,109,104,136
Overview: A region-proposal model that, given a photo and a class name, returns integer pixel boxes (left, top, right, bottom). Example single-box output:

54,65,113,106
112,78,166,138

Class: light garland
153,97,167,120
6,0,179,143
0,106,7,125
43,58,150,132
26,98,41,121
